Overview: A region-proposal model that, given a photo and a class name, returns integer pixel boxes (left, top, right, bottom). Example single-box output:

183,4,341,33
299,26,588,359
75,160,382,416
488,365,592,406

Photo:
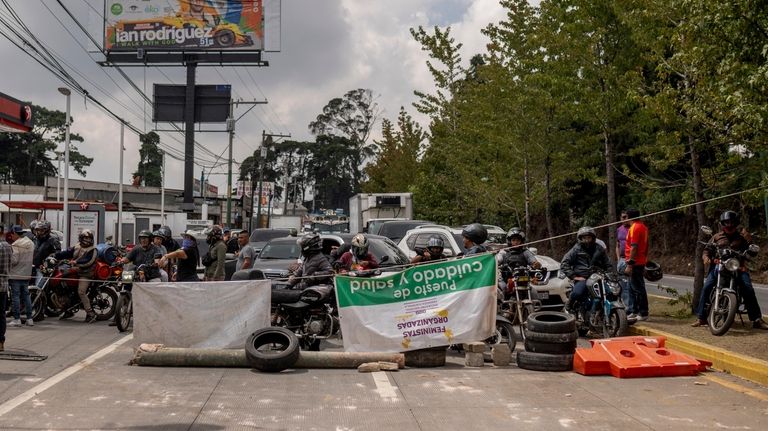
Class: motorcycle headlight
609,281,621,296
122,271,135,283
724,258,740,272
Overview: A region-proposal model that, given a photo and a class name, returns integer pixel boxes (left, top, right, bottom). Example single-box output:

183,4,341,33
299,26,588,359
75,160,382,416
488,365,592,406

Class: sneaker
753,319,768,330
85,312,97,324
636,315,649,322
25,319,34,327
8,319,21,327
627,313,638,320
691,319,707,327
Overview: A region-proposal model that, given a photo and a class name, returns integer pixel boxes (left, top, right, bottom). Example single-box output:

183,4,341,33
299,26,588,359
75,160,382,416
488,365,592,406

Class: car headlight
122,271,135,283
724,258,740,272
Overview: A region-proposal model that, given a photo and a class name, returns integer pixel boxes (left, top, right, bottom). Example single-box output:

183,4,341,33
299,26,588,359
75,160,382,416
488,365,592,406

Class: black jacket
291,252,333,289
560,242,611,279
34,235,61,267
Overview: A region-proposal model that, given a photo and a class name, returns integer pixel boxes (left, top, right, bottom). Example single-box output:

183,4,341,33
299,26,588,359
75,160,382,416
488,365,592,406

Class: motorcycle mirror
700,226,713,235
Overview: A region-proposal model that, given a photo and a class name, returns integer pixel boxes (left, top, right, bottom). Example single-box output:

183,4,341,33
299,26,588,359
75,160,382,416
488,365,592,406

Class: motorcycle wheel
485,321,517,353
708,291,737,336
90,286,118,321
115,293,132,333
30,289,47,322
606,308,628,338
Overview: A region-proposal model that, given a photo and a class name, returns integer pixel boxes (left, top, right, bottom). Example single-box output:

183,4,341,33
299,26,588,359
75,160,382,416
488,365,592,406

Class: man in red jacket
624,208,649,321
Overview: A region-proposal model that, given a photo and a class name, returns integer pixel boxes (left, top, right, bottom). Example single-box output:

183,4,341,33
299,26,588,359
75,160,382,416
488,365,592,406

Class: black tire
709,291,737,336
115,293,132,333
526,311,577,334
524,329,578,344
245,327,301,372
524,339,577,355
606,308,628,338
485,321,517,354
30,289,46,322
90,286,118,321
516,351,574,371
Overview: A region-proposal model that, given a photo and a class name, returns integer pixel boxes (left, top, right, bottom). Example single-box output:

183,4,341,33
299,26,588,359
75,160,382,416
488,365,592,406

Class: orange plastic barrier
573,336,711,378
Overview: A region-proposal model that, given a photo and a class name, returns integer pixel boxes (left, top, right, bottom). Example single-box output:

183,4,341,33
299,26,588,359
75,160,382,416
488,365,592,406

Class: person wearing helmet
623,208,650,321
288,233,333,289
32,220,61,287
336,234,379,272
55,229,99,322
203,225,227,281
411,236,448,264
157,226,179,254
692,211,768,329
117,230,162,282
461,223,489,256
151,231,169,282
160,230,200,282
560,226,611,314
496,227,541,270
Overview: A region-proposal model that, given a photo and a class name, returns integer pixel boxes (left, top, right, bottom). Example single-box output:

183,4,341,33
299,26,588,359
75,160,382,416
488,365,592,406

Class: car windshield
488,232,506,243
258,241,300,260
250,229,293,243
367,220,390,235
369,238,409,267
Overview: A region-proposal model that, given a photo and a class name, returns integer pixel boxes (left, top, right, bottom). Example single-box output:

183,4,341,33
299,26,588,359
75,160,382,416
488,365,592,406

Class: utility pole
252,130,290,229
226,99,267,228
160,150,165,224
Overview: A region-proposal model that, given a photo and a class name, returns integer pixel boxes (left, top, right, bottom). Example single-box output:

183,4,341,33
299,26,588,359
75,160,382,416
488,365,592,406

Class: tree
0,105,92,186
363,108,425,193
133,131,163,187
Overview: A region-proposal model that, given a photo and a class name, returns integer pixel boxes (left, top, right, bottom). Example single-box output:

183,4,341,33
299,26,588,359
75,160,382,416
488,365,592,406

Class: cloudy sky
0,0,508,195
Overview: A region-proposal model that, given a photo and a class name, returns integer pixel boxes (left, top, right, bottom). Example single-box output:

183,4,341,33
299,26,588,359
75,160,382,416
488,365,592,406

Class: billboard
104,1,264,52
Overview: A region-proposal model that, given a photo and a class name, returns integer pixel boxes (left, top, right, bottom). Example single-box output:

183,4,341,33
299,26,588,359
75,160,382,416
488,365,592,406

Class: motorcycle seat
270,288,303,305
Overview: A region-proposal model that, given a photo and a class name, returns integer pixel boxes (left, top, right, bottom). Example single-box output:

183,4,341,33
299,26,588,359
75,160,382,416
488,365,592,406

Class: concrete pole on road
118,121,124,247
58,87,71,248
161,150,165,224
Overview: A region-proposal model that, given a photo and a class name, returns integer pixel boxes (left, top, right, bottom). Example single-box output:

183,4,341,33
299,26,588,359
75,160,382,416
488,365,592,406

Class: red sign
0,91,33,133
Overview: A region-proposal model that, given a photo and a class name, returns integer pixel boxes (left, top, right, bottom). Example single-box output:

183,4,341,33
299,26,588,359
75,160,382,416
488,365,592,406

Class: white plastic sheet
132,280,271,349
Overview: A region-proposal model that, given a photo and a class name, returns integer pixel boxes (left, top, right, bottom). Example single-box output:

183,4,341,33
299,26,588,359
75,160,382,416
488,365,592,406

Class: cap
11,225,24,234
223,228,231,233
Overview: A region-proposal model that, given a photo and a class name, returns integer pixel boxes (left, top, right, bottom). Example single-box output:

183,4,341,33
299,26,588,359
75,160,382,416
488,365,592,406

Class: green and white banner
335,254,498,352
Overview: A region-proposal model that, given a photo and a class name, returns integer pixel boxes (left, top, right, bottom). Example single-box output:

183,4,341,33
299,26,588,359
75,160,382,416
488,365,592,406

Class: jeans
569,279,588,307
629,265,648,317
695,269,716,320
9,279,33,321
1,292,6,342
617,259,633,314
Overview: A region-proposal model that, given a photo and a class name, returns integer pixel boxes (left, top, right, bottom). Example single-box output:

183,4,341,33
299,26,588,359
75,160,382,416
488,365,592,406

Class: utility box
349,193,413,234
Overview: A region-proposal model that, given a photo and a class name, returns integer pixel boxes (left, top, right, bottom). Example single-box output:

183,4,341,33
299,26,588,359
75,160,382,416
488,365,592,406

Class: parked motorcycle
497,264,544,341
114,263,153,332
565,269,628,338
270,282,339,351
38,256,118,321
700,226,760,336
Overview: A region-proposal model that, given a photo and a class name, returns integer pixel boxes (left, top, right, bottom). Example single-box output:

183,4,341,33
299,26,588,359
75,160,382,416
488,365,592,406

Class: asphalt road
2,313,768,430
653,274,768,312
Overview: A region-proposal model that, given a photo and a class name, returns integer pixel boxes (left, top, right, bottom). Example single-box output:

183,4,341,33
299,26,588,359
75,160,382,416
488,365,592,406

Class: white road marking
371,371,398,399
0,334,133,417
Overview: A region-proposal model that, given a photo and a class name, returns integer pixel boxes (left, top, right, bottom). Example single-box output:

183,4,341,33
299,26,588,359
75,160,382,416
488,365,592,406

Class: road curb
629,325,768,387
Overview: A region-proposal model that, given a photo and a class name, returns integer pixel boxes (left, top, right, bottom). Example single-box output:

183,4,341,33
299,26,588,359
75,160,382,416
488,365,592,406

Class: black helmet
298,233,322,255
462,223,488,245
577,226,596,240
158,226,172,240
719,211,739,225
78,229,94,247
35,220,51,238
644,261,663,282
205,225,223,244
506,227,525,243
427,236,444,249
152,230,162,238
138,229,152,240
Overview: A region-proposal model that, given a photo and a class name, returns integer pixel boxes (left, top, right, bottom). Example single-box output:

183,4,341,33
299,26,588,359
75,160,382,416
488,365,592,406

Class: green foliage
362,108,424,193
133,132,163,187
657,284,694,318
0,105,91,185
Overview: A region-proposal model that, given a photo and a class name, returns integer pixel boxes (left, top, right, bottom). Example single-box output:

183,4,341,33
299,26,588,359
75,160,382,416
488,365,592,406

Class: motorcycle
700,226,760,336
270,281,339,351
496,264,545,341
38,256,118,321
113,263,152,332
565,269,628,338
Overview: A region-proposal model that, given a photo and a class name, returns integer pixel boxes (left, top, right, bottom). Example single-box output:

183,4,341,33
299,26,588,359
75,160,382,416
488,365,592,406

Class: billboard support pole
226,102,234,227
182,61,197,212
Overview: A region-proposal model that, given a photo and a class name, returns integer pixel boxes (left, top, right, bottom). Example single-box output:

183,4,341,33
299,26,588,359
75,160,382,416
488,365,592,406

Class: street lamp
58,87,71,248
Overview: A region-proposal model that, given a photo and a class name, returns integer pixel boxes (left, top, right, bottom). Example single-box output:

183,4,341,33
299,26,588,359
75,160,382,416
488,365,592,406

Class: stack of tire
516,311,577,372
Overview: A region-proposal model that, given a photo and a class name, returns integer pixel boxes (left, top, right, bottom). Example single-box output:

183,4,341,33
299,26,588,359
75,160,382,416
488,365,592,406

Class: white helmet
351,233,369,258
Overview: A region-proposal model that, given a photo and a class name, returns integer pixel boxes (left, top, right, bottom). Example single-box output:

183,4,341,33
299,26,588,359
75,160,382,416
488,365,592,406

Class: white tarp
133,280,271,348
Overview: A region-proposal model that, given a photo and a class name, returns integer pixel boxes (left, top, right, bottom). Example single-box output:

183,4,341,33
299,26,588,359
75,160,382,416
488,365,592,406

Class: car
527,254,568,311
250,234,409,279
249,228,298,256
374,220,434,243
365,218,406,235
397,225,466,259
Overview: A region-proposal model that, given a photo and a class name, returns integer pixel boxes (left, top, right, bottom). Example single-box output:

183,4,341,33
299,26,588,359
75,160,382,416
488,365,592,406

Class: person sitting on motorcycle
496,227,541,270
411,236,447,264
561,226,612,314
55,229,98,322
692,211,768,329
289,233,333,289
151,231,169,282
462,223,488,256
335,234,379,272
117,230,162,282
32,220,60,287
157,226,179,253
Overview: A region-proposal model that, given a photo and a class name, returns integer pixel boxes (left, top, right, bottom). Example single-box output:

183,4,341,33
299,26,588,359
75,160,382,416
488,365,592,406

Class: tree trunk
604,130,617,259
690,135,707,314
524,155,531,239
544,154,555,255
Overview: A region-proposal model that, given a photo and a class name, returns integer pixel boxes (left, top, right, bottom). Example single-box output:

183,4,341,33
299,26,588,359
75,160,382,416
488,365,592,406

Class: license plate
538,291,549,299
517,276,529,282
